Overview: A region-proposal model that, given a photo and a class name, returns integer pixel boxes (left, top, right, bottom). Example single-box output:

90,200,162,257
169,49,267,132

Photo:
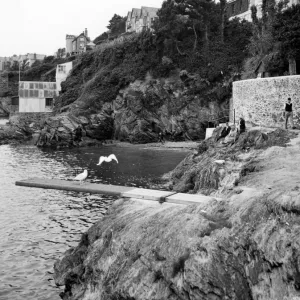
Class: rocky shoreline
53,127,300,300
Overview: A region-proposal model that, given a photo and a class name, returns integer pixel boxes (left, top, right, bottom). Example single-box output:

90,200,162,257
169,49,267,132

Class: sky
0,0,164,57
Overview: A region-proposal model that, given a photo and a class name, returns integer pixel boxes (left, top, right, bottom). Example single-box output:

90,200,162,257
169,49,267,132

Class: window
58,65,66,73
45,98,53,107
80,43,84,49
80,37,85,42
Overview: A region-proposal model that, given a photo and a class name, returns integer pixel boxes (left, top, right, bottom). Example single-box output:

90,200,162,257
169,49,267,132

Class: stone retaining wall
231,75,300,127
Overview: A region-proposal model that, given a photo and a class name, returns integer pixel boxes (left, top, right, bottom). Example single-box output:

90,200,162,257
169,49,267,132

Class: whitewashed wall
19,98,46,112
231,75,300,127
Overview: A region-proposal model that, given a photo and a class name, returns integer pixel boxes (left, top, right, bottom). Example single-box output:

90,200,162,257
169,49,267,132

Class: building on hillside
56,61,73,94
66,35,76,54
126,6,159,33
18,81,57,112
65,28,90,55
0,53,46,71
26,54,46,66
226,0,300,20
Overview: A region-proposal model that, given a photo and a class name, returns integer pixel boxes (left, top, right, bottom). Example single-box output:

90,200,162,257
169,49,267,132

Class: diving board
15,178,216,205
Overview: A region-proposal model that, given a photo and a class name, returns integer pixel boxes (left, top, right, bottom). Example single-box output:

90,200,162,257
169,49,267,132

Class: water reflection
0,144,188,300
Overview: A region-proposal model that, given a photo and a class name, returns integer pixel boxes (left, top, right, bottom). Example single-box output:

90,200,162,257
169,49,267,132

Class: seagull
97,154,118,166
74,170,88,185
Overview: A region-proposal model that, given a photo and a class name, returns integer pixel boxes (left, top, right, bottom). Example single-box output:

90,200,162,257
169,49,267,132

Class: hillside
51,1,252,143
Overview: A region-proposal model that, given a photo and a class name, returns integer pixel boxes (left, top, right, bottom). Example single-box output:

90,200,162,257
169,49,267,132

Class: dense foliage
244,1,300,77
56,0,252,112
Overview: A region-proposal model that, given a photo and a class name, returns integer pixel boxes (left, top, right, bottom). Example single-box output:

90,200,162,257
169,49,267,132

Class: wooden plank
15,178,217,205
165,193,214,205
121,188,176,201
15,178,133,196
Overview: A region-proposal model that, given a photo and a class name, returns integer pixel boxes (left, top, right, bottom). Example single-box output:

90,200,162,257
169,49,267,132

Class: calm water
0,144,188,300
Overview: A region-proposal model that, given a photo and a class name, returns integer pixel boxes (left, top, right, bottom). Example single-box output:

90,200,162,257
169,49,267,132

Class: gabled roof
131,8,141,17
72,32,90,42
141,6,159,18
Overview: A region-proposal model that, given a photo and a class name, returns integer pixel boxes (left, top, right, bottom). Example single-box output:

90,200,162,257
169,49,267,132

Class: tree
93,32,109,44
107,14,126,37
20,59,30,72
56,48,66,58
10,61,19,71
273,4,300,74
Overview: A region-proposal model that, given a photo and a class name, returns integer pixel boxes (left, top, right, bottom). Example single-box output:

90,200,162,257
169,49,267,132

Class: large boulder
54,196,300,300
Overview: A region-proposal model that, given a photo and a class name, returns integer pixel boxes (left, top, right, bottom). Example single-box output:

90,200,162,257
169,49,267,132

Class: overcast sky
0,0,164,57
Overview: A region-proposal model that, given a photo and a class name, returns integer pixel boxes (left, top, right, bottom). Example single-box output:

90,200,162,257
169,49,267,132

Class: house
18,81,57,112
0,53,46,71
26,54,46,66
65,28,90,55
226,0,300,21
56,61,73,94
126,6,159,33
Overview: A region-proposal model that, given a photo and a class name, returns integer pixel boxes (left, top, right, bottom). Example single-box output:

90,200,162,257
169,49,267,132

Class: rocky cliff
54,128,300,300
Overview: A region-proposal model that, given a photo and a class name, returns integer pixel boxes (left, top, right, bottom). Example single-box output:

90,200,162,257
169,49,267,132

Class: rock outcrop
68,70,229,144
166,127,296,194
54,129,300,300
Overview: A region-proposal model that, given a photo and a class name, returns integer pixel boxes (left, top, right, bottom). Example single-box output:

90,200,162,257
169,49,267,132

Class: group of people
216,117,246,145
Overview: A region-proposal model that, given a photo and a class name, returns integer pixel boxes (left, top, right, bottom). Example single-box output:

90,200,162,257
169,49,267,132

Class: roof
131,8,141,17
72,32,90,42
141,6,159,17
127,6,159,20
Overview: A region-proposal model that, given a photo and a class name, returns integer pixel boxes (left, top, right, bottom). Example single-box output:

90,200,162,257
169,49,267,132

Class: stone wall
231,75,300,127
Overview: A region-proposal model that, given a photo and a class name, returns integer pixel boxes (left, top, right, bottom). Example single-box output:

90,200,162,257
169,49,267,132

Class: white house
18,81,57,112
56,61,73,94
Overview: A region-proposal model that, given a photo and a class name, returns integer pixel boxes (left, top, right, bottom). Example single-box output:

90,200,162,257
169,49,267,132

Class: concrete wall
19,97,46,112
231,75,300,127
56,61,73,93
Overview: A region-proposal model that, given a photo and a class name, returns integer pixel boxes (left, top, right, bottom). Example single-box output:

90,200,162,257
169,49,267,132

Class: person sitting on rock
239,117,246,134
217,122,231,141
223,124,238,145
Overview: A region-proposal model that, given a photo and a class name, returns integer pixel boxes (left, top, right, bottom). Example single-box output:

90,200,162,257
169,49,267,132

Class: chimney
85,28,88,37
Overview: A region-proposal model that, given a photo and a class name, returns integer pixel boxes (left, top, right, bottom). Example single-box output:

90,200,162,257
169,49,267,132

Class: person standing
284,98,294,129
239,117,246,134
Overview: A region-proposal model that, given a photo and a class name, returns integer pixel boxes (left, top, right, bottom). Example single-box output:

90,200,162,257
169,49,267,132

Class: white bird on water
97,154,118,166
74,169,88,185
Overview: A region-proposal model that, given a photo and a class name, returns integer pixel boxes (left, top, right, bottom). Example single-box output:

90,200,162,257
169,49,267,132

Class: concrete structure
227,0,300,21
56,61,73,94
231,75,300,127
15,178,217,205
126,7,159,33
18,81,57,112
205,128,216,139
